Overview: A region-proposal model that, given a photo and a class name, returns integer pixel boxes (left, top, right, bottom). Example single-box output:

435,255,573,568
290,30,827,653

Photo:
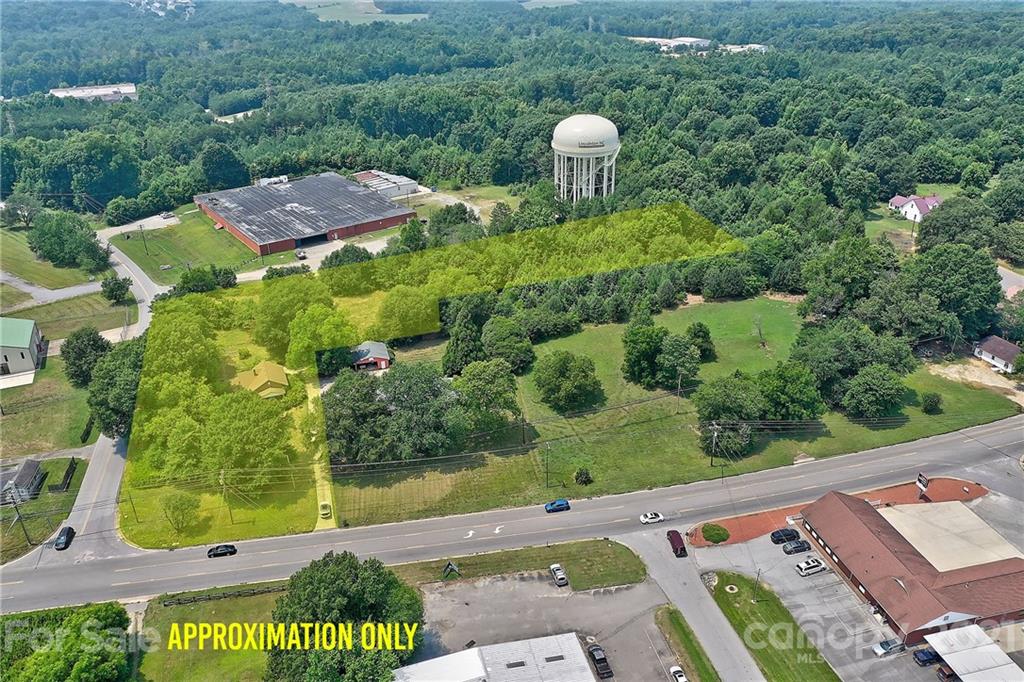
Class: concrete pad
0,370,36,389
877,501,1024,571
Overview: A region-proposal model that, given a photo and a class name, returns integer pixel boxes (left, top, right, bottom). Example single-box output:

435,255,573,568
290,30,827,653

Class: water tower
551,114,620,203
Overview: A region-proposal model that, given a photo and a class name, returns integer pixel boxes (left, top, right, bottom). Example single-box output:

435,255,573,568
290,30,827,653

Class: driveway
999,265,1024,299
693,534,936,682
0,270,102,311
415,571,677,682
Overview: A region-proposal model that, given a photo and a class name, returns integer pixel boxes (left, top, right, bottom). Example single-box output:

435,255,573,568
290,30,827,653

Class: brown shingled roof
977,335,1022,364
801,492,1024,635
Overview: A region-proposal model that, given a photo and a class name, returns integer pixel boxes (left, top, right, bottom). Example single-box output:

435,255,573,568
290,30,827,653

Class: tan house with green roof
0,317,43,378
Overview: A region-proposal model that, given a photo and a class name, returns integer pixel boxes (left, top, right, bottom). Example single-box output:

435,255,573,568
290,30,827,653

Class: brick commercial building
801,491,1024,644
194,172,415,255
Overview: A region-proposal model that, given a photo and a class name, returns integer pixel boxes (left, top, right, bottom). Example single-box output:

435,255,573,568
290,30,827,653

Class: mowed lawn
334,297,1018,527
864,182,960,253
137,539,642,681
0,358,97,459
0,229,105,288
9,292,137,340
0,282,32,311
713,572,840,682
657,606,721,682
0,457,88,563
115,205,295,286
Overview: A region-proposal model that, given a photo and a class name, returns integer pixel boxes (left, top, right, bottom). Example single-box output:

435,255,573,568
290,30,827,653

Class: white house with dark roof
0,459,45,505
888,194,943,223
973,335,1021,373
1,318,44,382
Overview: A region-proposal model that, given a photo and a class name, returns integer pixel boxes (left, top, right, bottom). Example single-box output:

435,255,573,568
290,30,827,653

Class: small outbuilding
236,361,289,398
974,335,1021,373
350,341,393,372
1,317,44,379
924,625,1024,682
0,458,45,505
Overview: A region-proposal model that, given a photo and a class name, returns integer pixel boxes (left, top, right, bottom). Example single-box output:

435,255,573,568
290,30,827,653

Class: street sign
442,560,461,580
916,473,929,493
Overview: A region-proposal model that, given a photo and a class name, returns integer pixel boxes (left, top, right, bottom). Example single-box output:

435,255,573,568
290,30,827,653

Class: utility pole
709,421,720,468
676,370,682,414
125,488,140,523
751,568,763,603
11,498,32,545
139,224,150,255
220,469,234,524
545,445,550,488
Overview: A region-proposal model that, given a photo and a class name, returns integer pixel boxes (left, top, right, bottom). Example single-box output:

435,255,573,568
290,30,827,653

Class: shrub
701,523,730,544
574,467,593,486
921,392,943,414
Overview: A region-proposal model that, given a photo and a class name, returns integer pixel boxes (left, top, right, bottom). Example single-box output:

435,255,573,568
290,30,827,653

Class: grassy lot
712,572,840,682
0,229,104,288
9,292,137,340
0,358,97,459
0,457,88,563
286,0,427,23
333,297,1018,526
0,283,32,311
448,184,522,224
656,606,722,682
864,182,959,253
137,539,642,681
115,204,295,286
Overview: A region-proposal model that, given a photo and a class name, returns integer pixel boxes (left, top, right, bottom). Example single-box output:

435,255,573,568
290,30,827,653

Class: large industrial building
353,170,419,199
49,83,138,102
194,172,415,255
552,114,620,204
801,492,1024,645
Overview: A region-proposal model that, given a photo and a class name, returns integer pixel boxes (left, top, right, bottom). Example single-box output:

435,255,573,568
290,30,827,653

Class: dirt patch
928,359,1024,407
686,476,988,547
764,291,805,304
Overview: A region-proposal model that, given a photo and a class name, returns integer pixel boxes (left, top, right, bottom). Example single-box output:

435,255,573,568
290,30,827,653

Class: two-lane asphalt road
2,415,1021,616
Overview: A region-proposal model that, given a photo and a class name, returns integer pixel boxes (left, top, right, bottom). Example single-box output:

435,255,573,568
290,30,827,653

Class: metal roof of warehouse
194,172,413,245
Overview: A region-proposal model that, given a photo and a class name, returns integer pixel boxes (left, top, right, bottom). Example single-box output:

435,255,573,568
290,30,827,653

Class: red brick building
801,491,1024,644
194,172,415,256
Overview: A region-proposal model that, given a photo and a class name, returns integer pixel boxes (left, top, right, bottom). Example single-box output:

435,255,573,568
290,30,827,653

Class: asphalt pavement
2,415,1021,619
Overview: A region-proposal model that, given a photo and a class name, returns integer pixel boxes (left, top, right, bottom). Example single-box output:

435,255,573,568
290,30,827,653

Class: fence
47,458,78,493
161,584,286,607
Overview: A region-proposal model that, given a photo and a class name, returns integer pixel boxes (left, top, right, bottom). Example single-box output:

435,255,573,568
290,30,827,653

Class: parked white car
669,665,689,681
549,563,568,587
640,511,665,525
795,557,828,577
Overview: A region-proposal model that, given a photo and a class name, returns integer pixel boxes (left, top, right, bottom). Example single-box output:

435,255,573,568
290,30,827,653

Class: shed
0,459,45,504
350,341,393,372
974,335,1021,373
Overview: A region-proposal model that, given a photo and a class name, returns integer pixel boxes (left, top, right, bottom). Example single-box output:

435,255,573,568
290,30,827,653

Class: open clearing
285,0,427,23
115,204,295,285
137,539,643,681
0,457,88,563
0,357,97,459
0,229,106,288
333,297,1018,527
0,283,32,311
9,292,138,340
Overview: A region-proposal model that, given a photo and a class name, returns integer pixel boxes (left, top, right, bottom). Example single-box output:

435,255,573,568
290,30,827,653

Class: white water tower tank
551,114,620,203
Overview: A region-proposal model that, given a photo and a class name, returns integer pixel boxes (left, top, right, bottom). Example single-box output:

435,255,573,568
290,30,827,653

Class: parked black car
782,540,812,555
770,528,799,544
207,544,238,558
587,644,614,679
54,526,76,551
913,649,942,667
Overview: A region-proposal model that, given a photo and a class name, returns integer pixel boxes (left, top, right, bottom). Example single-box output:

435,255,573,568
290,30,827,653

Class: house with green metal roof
0,317,43,378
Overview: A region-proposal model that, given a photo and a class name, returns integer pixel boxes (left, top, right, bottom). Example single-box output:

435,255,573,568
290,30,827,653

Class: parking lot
412,572,680,681
693,533,938,682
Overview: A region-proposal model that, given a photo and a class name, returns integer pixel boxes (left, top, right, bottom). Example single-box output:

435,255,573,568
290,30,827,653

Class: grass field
137,539,643,681
333,297,1018,527
656,605,722,682
0,283,31,311
115,204,295,285
9,292,137,340
0,358,97,459
712,571,840,682
0,229,105,288
0,457,88,563
448,184,522,224
286,0,427,23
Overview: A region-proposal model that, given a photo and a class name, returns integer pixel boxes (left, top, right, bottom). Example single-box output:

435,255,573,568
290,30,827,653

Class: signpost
916,473,930,500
